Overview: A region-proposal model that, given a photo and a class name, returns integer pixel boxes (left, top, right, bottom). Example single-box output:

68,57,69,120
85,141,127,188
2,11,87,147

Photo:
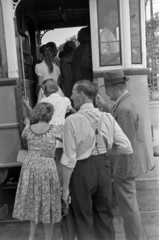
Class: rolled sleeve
61,153,77,169
61,117,77,169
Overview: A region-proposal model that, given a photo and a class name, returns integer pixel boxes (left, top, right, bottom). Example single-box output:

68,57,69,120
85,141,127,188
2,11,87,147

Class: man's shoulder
65,112,80,122
120,94,139,107
117,94,140,114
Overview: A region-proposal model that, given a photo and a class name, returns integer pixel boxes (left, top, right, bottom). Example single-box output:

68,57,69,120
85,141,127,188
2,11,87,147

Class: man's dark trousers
70,154,115,240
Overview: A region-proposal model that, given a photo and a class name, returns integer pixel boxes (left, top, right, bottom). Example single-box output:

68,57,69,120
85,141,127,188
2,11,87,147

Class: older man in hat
97,70,154,240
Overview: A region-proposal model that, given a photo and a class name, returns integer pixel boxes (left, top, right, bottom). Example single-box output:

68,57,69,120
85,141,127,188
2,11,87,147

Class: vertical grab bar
17,34,27,97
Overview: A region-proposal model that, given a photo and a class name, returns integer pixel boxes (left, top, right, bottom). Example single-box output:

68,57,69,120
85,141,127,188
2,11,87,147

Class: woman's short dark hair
78,27,91,43
58,50,66,59
46,42,57,51
41,78,58,96
30,102,53,124
75,80,97,100
63,41,76,54
40,44,46,55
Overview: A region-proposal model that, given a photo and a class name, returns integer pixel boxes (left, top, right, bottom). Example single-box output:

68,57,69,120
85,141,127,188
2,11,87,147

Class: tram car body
0,0,153,214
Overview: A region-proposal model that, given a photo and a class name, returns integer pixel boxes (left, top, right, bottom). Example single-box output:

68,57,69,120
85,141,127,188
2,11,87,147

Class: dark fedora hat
100,70,129,87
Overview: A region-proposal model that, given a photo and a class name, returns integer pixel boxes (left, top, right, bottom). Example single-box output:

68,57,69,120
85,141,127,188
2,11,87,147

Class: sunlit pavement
114,214,159,240
0,215,159,240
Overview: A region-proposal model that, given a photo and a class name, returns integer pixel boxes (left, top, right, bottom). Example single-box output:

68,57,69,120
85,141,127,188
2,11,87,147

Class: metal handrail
17,34,27,97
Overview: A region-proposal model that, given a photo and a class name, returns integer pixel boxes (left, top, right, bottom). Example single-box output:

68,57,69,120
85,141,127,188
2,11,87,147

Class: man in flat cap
97,70,154,240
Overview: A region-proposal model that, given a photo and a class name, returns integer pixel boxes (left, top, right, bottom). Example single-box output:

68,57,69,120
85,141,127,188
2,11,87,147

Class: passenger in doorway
61,80,133,240
100,9,120,65
35,44,63,103
96,70,155,240
60,41,76,98
35,44,46,95
13,102,62,240
72,27,93,84
23,78,76,185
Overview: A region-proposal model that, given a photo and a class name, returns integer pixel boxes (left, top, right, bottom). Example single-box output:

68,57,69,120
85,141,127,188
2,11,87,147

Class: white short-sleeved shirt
35,60,60,82
40,93,72,125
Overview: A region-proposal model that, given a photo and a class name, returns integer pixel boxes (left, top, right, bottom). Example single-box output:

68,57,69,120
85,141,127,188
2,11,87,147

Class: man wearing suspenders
61,80,133,240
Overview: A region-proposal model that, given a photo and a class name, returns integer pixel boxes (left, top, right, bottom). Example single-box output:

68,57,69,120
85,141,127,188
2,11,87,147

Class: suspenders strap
78,112,104,154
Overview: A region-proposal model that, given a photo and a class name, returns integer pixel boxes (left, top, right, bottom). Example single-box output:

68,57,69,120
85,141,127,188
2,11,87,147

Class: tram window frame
129,0,142,64
89,0,146,72
97,0,122,67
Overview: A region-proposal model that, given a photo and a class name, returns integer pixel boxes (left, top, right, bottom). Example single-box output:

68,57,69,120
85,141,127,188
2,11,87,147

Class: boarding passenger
61,80,133,240
60,41,76,98
46,41,60,68
97,70,155,240
35,44,63,103
72,27,93,84
13,102,62,240
23,78,76,185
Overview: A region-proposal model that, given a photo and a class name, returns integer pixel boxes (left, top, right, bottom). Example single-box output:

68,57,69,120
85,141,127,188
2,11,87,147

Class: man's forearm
62,165,73,190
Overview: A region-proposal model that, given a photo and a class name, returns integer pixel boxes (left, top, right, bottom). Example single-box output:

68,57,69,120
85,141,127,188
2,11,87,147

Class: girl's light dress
40,93,72,148
13,125,62,224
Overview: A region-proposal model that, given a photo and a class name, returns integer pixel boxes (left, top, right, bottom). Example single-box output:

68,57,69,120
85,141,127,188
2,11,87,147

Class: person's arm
65,97,77,114
62,166,73,202
113,118,133,155
23,97,33,115
100,31,119,64
61,117,77,202
37,75,43,89
101,52,120,65
116,107,136,152
105,116,133,157
69,107,77,114
95,94,112,113
35,64,43,90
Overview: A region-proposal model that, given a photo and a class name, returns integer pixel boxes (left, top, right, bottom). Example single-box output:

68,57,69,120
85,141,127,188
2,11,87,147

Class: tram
0,0,154,218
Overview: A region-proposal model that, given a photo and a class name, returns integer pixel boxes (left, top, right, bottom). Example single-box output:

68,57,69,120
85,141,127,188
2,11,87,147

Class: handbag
17,149,28,163
61,202,76,240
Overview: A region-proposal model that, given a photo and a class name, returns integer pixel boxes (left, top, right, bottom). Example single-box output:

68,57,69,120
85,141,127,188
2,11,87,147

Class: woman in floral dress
13,102,62,240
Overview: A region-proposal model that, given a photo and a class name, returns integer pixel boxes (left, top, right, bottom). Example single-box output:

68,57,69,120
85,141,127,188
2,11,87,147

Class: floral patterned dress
13,125,62,224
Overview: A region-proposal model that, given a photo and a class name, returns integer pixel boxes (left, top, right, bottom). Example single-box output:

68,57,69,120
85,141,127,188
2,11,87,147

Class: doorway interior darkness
16,0,90,31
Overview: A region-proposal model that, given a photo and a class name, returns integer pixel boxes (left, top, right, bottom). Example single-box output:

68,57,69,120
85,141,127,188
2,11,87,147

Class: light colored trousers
114,177,148,240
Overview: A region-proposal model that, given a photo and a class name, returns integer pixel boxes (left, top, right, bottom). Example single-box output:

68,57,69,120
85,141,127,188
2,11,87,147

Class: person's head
71,80,97,110
41,78,58,97
77,27,91,44
46,42,58,57
104,83,126,101
104,10,118,30
63,41,76,57
42,42,57,73
58,50,66,59
30,102,54,124
101,70,128,101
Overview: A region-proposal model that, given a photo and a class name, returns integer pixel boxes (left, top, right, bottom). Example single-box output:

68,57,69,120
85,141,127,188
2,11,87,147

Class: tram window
97,0,122,66
129,0,142,64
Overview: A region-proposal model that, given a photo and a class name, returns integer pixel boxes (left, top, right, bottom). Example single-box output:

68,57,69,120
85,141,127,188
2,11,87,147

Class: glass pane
97,0,122,66
130,0,142,64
